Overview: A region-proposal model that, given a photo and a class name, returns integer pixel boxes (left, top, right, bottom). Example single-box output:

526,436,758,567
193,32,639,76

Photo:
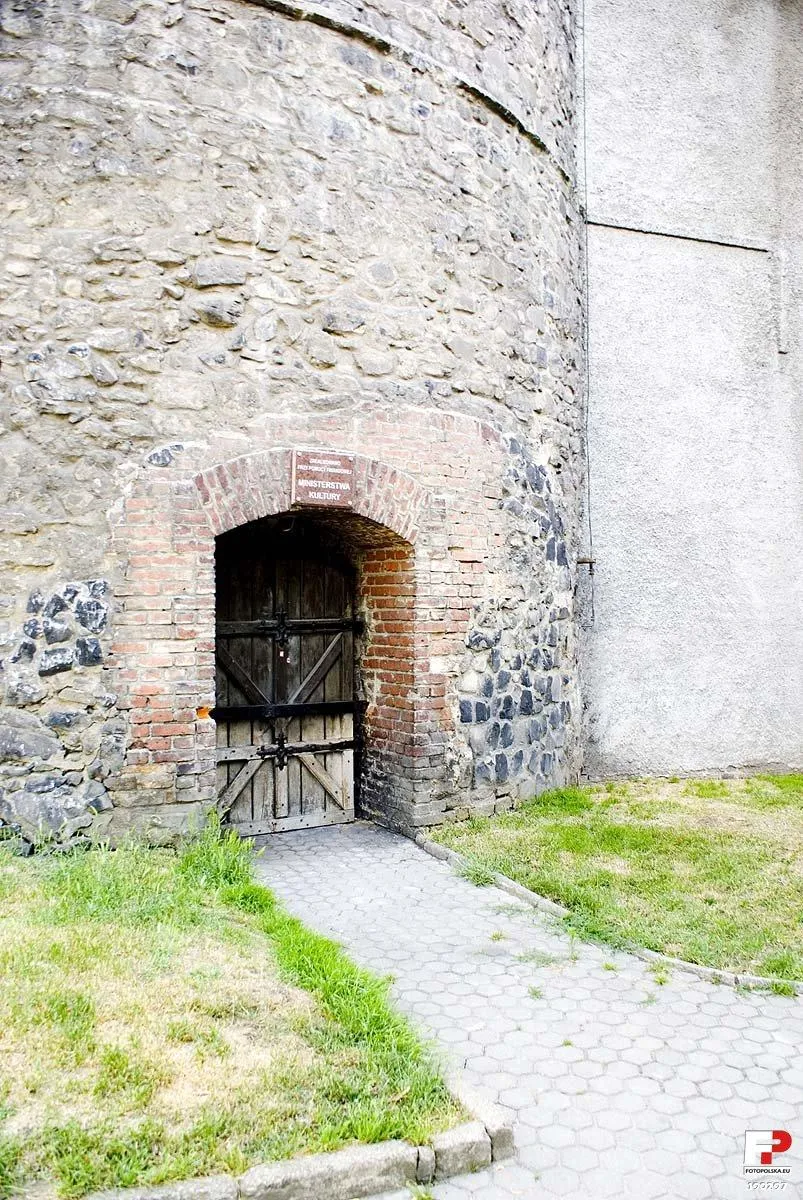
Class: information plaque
290,450,356,509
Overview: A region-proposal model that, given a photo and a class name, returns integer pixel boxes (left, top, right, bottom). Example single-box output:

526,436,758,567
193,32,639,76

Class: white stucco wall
581,0,803,775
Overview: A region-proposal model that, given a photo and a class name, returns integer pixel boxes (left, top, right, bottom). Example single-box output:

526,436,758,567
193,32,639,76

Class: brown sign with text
290,450,356,509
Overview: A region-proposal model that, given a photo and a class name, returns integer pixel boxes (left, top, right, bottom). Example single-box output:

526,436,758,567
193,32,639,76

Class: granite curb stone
431,1121,492,1180
445,1073,516,1162
238,1140,418,1199
86,1107,510,1199
88,1176,238,1200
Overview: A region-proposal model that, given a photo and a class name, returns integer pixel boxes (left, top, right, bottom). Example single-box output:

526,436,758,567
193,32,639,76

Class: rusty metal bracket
275,729,288,770
275,609,289,656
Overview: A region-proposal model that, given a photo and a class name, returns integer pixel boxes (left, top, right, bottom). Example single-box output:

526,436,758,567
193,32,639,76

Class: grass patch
770,980,797,998
0,819,457,1197
432,775,803,981
457,858,495,887
516,949,562,967
757,773,803,795
649,965,670,986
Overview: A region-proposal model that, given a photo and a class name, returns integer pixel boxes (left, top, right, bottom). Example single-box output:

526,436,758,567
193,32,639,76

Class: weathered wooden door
214,529,357,834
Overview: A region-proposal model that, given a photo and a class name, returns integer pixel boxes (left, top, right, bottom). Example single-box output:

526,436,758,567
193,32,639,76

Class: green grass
516,949,562,967
432,776,803,982
457,858,495,887
758,773,803,794
0,819,457,1198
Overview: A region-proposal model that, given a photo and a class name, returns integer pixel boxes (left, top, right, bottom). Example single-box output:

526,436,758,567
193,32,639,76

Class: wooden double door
214,526,358,835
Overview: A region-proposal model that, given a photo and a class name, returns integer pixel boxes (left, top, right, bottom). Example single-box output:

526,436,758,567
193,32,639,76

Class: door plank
341,712,354,814
288,633,344,705
298,753,346,809
216,644,270,706
218,758,263,815
232,808,350,836
217,618,355,635
300,564,325,816
275,753,289,819
216,735,354,761
251,551,274,824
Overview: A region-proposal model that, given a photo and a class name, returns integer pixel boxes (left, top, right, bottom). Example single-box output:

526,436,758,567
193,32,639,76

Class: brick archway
192,449,430,544
109,448,451,836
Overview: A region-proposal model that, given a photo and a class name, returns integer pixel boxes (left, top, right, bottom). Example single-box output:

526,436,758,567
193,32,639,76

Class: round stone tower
0,0,584,846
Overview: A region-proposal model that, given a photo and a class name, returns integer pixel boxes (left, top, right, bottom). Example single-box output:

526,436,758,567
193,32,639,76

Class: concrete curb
415,834,803,996
87,1083,514,1200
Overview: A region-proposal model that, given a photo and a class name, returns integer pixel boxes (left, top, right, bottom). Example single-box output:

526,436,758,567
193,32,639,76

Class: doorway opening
213,511,415,835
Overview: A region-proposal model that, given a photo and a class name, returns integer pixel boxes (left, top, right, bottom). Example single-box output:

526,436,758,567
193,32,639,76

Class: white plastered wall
580,0,803,775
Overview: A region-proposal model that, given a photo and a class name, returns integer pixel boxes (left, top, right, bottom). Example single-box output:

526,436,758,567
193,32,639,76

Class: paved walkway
254,822,803,1199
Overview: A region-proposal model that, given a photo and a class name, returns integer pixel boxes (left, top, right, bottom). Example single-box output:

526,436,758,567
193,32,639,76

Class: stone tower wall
0,0,583,845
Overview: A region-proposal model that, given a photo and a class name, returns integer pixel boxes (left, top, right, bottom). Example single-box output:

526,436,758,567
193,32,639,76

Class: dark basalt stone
45,711,83,729
75,637,103,667
44,618,71,645
10,640,36,663
24,774,60,793
75,598,108,633
38,647,74,676
467,628,501,651
43,595,67,620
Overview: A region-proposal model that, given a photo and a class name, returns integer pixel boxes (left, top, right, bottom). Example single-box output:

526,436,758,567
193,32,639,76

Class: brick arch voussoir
192,449,430,545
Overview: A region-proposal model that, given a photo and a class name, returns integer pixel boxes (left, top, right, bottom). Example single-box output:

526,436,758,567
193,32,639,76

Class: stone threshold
86,1079,514,1200
416,835,803,996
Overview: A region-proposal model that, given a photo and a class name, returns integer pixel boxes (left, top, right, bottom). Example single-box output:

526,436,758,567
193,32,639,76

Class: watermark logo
744,1130,793,1177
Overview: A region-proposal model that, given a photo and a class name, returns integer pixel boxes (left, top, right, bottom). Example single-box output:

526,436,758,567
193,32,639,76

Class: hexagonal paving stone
534,1166,583,1196
254,823,803,1200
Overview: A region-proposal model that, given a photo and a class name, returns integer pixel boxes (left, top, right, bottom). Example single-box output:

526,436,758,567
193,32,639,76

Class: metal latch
257,730,288,770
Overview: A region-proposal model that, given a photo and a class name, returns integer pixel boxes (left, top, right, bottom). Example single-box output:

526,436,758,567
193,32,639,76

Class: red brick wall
357,541,417,821
107,412,512,834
